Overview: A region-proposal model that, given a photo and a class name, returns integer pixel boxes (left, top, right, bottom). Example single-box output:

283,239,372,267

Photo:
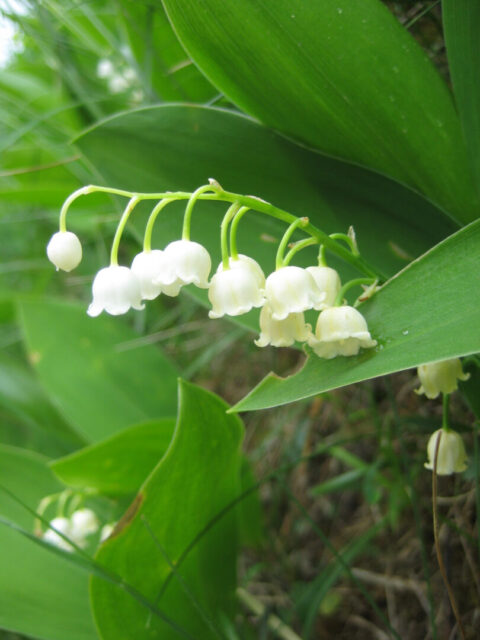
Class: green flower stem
182,184,216,241
334,277,375,307
58,184,382,279
229,206,250,260
220,203,241,269
283,237,318,266
318,244,327,266
442,393,450,431
276,217,308,270
329,231,359,256
110,197,140,266
144,198,177,251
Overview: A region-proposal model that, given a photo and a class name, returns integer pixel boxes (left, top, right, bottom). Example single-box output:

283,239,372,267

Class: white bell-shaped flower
416,358,470,399
308,305,377,359
87,265,144,317
100,522,115,542
131,250,169,300
47,231,82,272
208,259,265,319
155,239,211,292
424,428,468,475
265,266,325,321
306,266,341,308
42,516,74,552
255,304,312,347
216,254,266,288
70,509,99,539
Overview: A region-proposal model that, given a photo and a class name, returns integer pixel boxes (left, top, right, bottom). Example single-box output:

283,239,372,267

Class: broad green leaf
443,1,480,191
18,298,178,442
0,444,96,640
51,419,176,495
0,352,84,456
91,380,244,639
118,0,216,103
233,219,480,412
162,0,479,223
75,104,456,288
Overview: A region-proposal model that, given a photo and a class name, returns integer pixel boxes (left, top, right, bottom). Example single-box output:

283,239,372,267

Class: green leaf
90,380,244,639
75,104,456,287
233,219,480,412
0,444,96,640
18,297,179,442
162,0,478,223
0,351,84,456
443,1,480,190
51,419,176,495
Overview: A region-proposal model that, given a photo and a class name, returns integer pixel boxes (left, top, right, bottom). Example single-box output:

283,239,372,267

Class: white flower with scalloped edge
424,428,468,475
70,508,99,539
265,266,325,321
209,256,265,319
255,304,312,347
306,266,341,309
154,240,211,294
47,231,82,272
416,358,470,399
87,265,144,317
308,305,377,359
130,249,182,300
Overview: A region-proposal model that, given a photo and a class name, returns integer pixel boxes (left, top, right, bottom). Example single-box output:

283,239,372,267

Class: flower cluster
417,358,470,475
41,508,99,551
47,183,379,360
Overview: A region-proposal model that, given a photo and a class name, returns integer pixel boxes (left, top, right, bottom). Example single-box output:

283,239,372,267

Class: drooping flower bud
208,255,266,319
42,517,74,552
87,265,144,317
306,266,341,308
416,358,470,399
265,266,325,320
155,240,211,293
255,304,312,347
308,305,377,359
424,428,468,475
46,231,82,272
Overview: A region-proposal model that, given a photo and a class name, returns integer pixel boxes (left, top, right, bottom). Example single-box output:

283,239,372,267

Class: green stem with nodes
144,198,177,251
58,184,382,279
229,206,250,261
284,237,318,266
275,217,308,270
334,277,375,307
442,393,450,431
110,197,140,266
182,184,217,241
220,202,241,269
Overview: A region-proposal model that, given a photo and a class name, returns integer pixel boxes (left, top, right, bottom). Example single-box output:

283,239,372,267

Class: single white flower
208,256,266,319
87,265,144,317
155,240,211,293
131,250,169,300
306,266,341,308
425,428,468,475
255,304,312,347
416,358,470,399
42,516,74,552
308,305,377,359
46,231,82,272
70,509,99,539
216,254,266,288
265,266,325,321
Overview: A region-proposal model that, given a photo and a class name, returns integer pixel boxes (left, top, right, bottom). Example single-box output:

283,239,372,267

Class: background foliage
0,1,479,639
